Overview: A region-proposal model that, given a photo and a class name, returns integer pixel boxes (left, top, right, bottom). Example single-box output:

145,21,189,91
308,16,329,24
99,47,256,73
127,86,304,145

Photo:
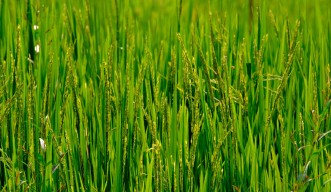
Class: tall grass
1,0,331,191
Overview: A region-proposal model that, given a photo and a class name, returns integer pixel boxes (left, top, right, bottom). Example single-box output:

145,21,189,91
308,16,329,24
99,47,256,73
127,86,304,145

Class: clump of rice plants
1,0,331,191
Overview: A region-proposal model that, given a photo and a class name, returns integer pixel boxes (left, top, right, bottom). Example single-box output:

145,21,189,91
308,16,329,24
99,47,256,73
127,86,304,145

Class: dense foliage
1,0,331,191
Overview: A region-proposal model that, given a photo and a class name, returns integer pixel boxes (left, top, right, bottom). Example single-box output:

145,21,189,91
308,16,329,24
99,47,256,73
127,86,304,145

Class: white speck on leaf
39,138,46,151
19,180,26,186
35,44,40,53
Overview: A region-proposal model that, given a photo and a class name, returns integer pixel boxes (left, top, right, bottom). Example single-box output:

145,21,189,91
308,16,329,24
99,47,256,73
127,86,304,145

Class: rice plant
1,0,331,191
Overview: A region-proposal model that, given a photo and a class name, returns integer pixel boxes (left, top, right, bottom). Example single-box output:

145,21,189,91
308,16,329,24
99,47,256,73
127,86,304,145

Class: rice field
1,0,331,191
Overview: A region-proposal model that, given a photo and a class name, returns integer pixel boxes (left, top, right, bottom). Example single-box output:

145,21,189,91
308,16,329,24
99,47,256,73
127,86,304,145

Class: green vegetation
1,0,331,191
